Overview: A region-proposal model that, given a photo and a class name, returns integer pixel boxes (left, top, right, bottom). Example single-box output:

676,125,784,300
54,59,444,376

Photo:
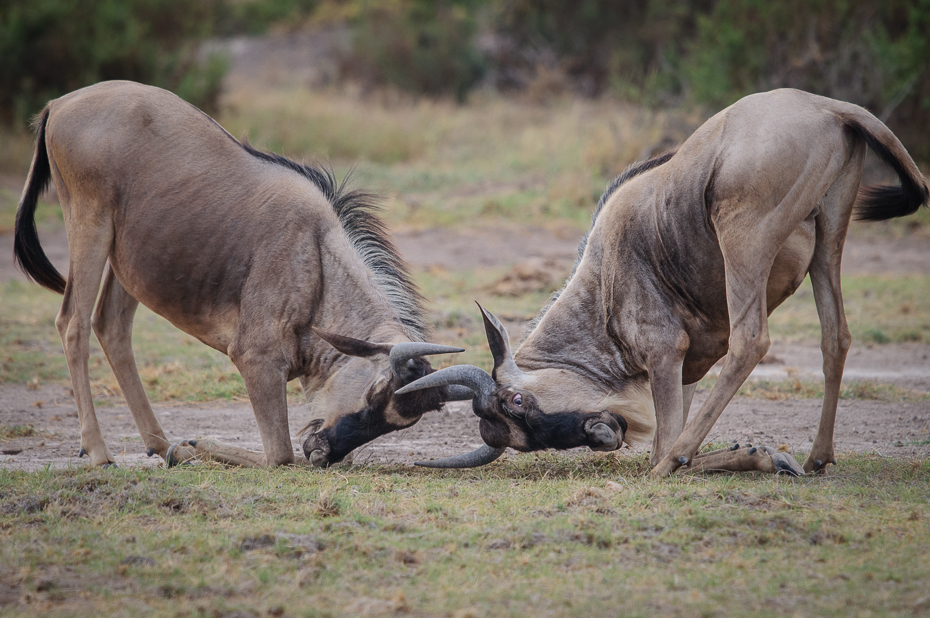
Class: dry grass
0,424,37,441
0,456,928,616
215,87,680,232
697,375,930,403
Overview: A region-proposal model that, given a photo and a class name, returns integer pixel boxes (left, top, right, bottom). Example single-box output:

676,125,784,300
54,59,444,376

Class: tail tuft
854,184,929,222
845,118,929,222
13,107,66,294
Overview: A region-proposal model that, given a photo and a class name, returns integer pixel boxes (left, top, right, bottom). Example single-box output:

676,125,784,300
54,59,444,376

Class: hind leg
804,148,865,474
92,266,171,460
57,214,115,466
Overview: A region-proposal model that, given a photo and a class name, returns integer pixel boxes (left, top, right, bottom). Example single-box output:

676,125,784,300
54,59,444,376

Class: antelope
399,89,929,476
14,80,472,469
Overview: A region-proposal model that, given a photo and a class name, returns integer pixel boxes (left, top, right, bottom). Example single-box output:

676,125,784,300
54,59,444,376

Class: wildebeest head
394,305,629,467
301,328,473,467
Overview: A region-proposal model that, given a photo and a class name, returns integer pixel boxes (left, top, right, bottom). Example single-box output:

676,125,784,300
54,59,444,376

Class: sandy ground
1,380,929,471
1,221,929,470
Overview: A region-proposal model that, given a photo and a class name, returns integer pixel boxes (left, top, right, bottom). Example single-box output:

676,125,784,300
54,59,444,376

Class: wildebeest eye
511,393,522,407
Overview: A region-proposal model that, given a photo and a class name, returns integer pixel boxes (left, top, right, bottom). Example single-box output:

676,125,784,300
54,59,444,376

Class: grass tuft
0,424,37,441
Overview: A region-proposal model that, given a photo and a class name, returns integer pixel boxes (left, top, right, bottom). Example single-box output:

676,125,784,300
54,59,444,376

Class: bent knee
729,330,770,363
821,325,851,357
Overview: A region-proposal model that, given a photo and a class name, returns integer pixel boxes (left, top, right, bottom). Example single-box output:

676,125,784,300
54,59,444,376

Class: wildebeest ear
476,303,524,383
313,328,392,358
476,303,510,365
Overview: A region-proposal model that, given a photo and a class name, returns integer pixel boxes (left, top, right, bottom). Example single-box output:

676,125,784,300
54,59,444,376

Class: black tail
843,118,930,222
13,107,66,294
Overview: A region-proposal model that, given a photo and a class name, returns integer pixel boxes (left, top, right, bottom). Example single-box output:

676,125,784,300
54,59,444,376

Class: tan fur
15,81,442,467
487,89,927,476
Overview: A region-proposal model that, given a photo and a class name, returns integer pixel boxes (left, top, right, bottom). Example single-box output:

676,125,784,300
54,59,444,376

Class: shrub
489,0,930,160
0,0,228,126
339,0,487,102
214,0,320,36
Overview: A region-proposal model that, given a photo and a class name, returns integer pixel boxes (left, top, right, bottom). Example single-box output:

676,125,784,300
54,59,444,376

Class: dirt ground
2,222,929,470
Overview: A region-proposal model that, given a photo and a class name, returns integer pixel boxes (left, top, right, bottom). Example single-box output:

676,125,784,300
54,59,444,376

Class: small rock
604,480,624,493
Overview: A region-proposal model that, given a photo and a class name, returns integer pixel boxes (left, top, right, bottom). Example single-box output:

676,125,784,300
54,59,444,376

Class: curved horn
445,385,476,401
390,342,464,379
414,444,505,468
395,364,495,401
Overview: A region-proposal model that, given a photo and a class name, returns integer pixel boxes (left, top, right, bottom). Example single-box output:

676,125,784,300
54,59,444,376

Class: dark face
475,387,627,452
302,357,446,466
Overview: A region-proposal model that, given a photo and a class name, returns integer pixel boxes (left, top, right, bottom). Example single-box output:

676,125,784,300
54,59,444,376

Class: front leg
647,350,687,467
684,444,804,476
167,439,267,467
227,341,295,467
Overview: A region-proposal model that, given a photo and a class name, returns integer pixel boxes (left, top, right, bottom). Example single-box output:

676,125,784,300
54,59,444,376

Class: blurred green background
2,0,929,160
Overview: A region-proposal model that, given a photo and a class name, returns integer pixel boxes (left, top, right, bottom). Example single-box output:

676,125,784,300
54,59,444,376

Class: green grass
2,268,928,402
0,187,62,234
0,280,302,403
768,274,930,344
0,424,37,441
698,375,930,402
0,455,928,616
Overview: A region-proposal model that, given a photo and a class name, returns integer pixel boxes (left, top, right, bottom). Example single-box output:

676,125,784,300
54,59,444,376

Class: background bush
489,0,929,159
0,0,228,125
2,0,928,160
338,0,486,103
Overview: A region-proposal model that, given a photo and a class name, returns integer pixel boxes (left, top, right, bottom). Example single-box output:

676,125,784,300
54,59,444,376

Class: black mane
527,149,677,333
241,143,428,341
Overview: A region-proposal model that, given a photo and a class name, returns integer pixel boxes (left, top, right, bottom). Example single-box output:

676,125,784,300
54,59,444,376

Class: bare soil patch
4,219,928,282
1,383,927,471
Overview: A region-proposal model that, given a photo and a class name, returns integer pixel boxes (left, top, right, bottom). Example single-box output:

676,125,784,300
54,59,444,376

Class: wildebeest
14,80,472,468
399,89,929,475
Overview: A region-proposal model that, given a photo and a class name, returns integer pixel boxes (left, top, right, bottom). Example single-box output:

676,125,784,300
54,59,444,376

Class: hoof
166,440,200,468
78,447,86,458
678,456,690,466
804,455,835,474
771,452,804,477
167,443,194,468
748,447,757,455
166,444,179,468
146,448,156,458
102,462,119,469
730,443,739,451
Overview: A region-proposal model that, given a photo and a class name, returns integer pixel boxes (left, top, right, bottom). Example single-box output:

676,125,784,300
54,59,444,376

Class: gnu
401,89,929,476
14,81,472,468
